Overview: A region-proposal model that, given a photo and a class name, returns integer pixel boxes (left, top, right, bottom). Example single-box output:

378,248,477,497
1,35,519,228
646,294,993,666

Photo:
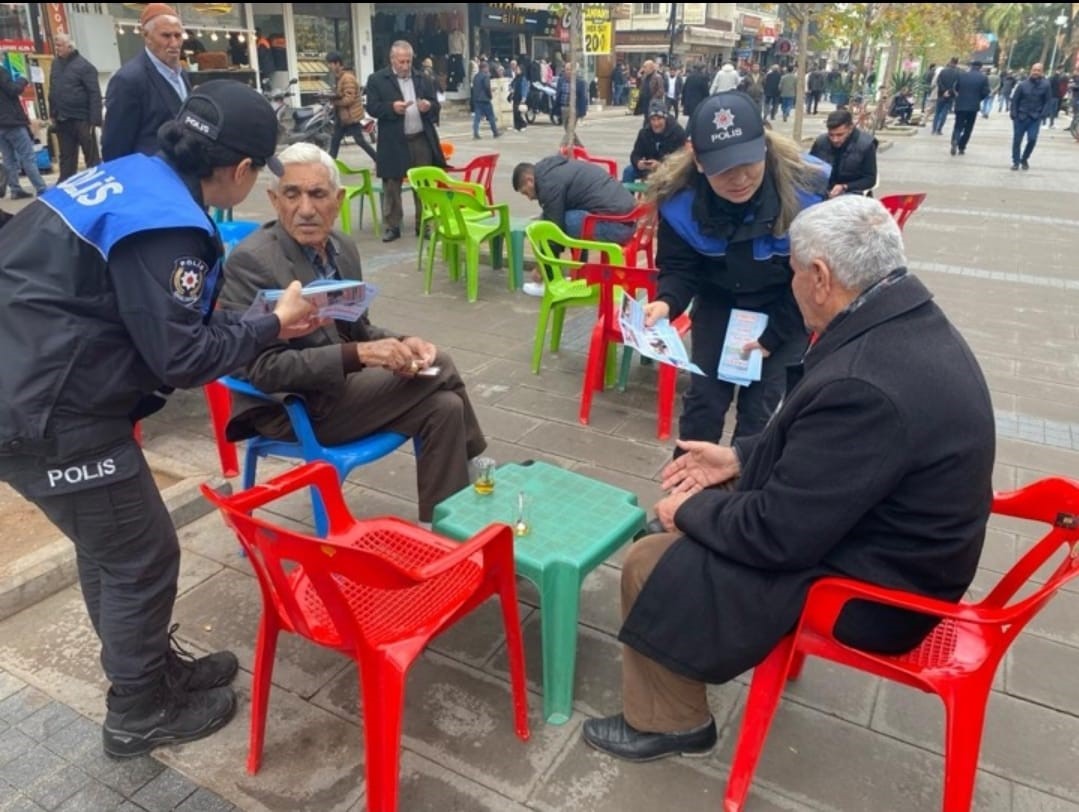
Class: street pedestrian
47,33,102,181
932,57,960,135
0,63,47,198
471,60,500,140
950,60,990,156
327,52,377,162
1010,62,1053,170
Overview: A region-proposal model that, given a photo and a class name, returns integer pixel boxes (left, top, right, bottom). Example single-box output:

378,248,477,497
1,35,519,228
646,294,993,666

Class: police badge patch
171,257,208,305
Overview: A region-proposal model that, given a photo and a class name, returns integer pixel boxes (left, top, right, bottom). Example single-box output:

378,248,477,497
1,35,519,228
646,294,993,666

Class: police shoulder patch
170,256,208,305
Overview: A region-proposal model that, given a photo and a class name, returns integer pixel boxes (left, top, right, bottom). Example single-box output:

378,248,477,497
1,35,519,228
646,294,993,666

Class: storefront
373,3,469,98
469,4,561,64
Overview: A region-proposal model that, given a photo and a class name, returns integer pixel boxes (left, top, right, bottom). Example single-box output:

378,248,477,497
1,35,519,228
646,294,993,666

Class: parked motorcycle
282,93,335,151
526,80,561,126
262,77,298,144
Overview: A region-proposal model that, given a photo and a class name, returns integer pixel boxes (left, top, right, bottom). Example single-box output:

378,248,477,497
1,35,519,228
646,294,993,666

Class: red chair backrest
560,145,618,178
203,381,240,478
878,193,927,231
446,153,499,204
579,202,655,267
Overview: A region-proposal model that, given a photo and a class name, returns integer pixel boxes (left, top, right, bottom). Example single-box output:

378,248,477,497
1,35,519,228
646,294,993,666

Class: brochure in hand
716,308,769,386
249,279,377,323
617,291,705,376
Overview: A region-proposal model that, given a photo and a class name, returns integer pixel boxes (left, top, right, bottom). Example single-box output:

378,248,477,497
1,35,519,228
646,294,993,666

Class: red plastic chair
576,263,688,440
879,193,927,231
446,153,499,205
724,476,1079,812
580,202,656,268
201,461,530,812
560,144,619,177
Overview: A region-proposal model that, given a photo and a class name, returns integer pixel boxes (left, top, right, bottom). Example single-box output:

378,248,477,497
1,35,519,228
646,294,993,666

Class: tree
984,2,1031,69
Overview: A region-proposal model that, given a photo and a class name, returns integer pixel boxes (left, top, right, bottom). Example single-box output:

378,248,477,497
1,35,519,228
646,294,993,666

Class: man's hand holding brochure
619,293,769,384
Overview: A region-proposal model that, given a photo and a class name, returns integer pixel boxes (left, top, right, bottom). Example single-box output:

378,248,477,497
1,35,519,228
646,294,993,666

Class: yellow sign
584,20,613,54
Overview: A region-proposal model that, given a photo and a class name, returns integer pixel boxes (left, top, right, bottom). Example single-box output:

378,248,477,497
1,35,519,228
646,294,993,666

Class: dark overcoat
363,66,445,180
620,273,996,683
101,50,190,161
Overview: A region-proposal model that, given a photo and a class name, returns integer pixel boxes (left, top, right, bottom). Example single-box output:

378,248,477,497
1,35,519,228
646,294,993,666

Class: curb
0,451,231,622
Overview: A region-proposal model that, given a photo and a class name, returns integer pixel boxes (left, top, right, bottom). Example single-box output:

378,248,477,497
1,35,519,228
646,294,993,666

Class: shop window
636,3,662,15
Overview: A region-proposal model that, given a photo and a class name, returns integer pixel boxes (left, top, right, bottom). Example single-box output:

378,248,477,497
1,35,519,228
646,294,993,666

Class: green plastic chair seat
408,166,488,274
432,461,645,724
411,174,513,303
525,220,625,376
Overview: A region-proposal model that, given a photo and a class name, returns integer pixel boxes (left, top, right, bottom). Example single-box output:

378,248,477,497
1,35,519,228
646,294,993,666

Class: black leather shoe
1021,160,1030,170
381,227,401,242
10,188,31,200
950,143,957,155
582,714,716,762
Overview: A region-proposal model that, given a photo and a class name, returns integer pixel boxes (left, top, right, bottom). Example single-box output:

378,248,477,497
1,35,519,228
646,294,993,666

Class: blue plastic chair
206,376,411,536
217,220,261,257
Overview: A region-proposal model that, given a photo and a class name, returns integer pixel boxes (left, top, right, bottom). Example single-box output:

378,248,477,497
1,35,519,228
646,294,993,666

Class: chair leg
617,346,634,393
494,571,531,741
340,197,353,236
723,636,799,811
531,300,553,374
203,383,239,478
537,562,581,725
466,242,480,303
657,365,676,441
579,317,607,426
939,679,992,812
359,658,409,812
424,233,437,294
550,306,567,352
247,614,280,775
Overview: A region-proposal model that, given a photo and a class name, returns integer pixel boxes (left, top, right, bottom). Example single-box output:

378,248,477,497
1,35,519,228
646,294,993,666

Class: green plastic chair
335,159,380,236
525,221,624,376
415,184,513,303
407,166,487,273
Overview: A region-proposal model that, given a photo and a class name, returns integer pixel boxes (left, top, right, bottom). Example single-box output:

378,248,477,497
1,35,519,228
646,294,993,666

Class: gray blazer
217,221,396,439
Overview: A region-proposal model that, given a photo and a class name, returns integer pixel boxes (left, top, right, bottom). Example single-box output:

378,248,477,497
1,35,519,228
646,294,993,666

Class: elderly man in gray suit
217,143,487,524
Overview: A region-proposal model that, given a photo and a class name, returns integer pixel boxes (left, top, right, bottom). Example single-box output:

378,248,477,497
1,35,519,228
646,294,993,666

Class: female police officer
0,80,319,758
644,91,827,449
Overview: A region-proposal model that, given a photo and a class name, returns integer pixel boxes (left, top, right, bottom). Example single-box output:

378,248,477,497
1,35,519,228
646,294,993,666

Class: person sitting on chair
622,99,687,184
581,194,995,763
889,87,915,125
218,143,487,525
809,109,879,198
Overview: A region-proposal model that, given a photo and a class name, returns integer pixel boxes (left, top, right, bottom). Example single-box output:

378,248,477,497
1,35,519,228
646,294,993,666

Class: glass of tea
472,457,496,495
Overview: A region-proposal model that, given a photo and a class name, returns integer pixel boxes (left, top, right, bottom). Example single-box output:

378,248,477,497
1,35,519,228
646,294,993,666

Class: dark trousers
330,121,377,161
382,132,434,231
251,352,486,521
679,297,806,444
54,118,100,181
1011,117,1041,165
5,441,178,693
806,90,821,114
765,94,780,120
951,110,977,150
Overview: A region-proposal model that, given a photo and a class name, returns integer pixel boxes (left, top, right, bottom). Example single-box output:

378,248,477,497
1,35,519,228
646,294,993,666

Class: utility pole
667,2,680,67
563,3,583,149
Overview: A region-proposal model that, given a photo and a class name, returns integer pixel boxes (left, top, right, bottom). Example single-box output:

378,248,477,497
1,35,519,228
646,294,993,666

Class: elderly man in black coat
101,4,190,161
48,33,102,180
582,195,995,762
365,40,445,243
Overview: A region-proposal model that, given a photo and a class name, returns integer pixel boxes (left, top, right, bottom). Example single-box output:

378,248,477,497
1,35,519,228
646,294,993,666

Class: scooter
526,80,561,126
262,77,298,144
281,93,335,151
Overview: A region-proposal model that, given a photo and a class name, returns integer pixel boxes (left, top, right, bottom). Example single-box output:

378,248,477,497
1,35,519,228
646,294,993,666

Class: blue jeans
932,97,953,133
980,95,993,117
621,164,640,183
0,126,47,194
472,100,498,137
780,97,794,119
564,209,635,245
1042,98,1059,126
1012,117,1041,165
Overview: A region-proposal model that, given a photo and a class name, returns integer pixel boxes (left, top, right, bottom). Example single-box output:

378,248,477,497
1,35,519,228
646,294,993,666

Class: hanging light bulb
210,31,219,42
182,31,189,40
237,33,246,44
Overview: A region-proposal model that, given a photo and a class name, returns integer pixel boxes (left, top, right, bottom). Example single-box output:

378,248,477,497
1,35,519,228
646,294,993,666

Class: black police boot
102,675,237,759
165,623,239,691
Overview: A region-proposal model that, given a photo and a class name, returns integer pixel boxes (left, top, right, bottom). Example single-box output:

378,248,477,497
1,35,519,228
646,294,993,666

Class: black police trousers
5,439,179,693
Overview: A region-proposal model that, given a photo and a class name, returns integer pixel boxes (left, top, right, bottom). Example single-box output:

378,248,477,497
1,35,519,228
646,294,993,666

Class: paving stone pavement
1,105,1078,811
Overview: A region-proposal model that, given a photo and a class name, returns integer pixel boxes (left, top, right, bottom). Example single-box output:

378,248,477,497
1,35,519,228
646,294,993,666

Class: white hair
143,14,182,35
271,143,340,190
789,196,907,292
54,32,74,47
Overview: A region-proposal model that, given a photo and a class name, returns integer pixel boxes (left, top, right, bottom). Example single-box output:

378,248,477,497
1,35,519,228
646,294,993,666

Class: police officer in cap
0,80,321,758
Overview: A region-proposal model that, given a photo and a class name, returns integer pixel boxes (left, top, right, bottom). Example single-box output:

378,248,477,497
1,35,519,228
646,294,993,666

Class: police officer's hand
356,338,416,372
643,300,670,328
273,282,323,339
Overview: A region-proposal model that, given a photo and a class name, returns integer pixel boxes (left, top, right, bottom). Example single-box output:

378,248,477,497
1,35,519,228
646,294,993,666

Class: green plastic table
622,180,649,196
432,461,645,724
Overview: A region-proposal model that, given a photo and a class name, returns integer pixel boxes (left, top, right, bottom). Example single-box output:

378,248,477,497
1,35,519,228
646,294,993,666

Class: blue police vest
38,155,221,315
659,159,827,261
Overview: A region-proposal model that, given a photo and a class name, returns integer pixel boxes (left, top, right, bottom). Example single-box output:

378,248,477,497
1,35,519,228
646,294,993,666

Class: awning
682,26,739,46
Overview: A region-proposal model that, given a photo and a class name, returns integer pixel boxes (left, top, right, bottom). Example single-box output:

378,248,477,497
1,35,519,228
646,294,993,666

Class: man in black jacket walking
950,60,990,156
48,33,102,181
1010,62,1053,170
931,57,960,134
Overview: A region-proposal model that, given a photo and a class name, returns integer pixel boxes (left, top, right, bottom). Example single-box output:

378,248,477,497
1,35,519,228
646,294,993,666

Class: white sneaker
522,281,544,297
